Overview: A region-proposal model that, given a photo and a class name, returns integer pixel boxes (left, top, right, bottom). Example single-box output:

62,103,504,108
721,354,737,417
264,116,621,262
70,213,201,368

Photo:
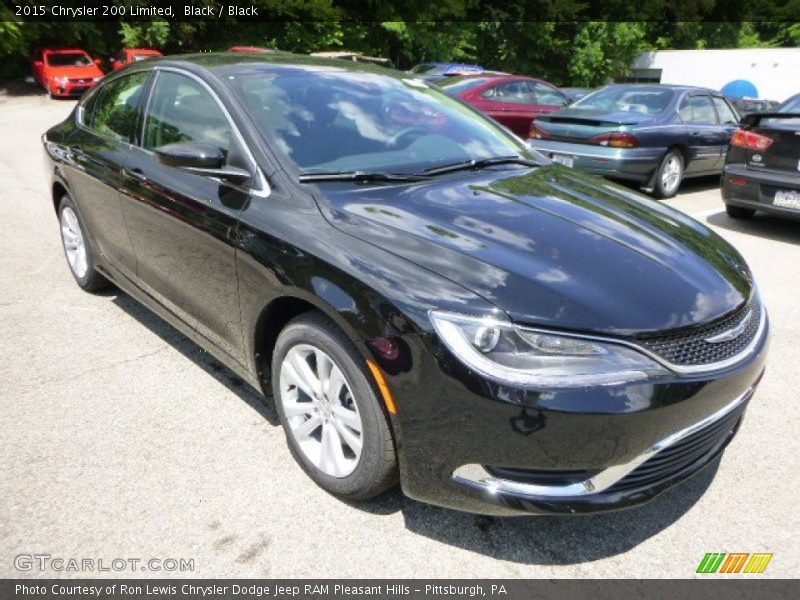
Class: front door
678,94,723,174
119,70,254,362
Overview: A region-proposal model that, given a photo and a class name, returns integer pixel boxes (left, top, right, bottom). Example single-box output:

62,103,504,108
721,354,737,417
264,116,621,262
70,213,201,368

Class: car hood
315,166,752,335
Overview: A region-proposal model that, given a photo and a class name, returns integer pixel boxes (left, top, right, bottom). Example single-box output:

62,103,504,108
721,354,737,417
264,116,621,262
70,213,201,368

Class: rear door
119,69,257,362
677,93,722,173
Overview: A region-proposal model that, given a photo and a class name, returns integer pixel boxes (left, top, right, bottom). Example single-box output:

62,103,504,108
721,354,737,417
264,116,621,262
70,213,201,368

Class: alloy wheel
60,206,88,279
279,344,364,478
661,156,682,194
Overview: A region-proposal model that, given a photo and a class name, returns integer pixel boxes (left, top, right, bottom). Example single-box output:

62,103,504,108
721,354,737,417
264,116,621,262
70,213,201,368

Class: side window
532,82,569,107
712,97,739,125
679,95,718,125
85,71,150,142
143,72,234,160
483,81,536,104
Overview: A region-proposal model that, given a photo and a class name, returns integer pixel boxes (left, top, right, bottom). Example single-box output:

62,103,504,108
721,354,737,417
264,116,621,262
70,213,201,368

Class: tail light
529,122,551,140
588,132,640,148
731,129,773,151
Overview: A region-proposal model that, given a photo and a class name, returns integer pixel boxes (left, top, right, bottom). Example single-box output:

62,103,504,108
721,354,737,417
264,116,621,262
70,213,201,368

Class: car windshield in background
780,96,800,113
438,77,495,96
47,53,92,66
225,67,530,175
574,87,674,115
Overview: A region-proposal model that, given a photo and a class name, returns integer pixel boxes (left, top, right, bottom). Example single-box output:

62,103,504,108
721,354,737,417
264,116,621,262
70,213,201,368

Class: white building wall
631,48,800,102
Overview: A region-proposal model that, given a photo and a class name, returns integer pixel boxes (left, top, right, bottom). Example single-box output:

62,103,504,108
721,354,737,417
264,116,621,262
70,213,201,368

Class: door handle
122,168,148,183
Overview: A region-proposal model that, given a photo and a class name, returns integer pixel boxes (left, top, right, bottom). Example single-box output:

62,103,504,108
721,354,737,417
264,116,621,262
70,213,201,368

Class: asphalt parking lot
1,88,798,579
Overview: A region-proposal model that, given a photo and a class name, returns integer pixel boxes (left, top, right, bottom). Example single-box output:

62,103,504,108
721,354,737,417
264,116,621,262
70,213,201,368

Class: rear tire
725,204,756,219
57,195,109,292
653,149,684,199
272,312,397,500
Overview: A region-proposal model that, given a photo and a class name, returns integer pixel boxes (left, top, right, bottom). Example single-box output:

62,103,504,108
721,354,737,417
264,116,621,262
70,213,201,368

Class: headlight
92,76,103,82
429,311,669,388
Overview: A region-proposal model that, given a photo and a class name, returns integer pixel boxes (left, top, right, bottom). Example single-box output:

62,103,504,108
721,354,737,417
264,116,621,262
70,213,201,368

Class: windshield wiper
423,155,540,176
298,171,430,183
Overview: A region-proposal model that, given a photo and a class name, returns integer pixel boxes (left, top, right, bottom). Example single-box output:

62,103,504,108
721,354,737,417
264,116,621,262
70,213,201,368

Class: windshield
47,52,92,67
780,96,800,113
226,67,530,174
574,87,674,115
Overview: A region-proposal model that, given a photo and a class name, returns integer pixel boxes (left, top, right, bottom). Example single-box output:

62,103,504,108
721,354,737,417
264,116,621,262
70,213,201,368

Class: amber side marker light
366,360,397,414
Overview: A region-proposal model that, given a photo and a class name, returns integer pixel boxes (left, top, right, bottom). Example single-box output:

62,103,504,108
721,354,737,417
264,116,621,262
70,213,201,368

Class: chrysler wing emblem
705,310,752,344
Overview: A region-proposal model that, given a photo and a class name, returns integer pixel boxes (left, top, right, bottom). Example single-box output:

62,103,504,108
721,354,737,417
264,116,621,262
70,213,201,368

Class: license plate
773,189,800,210
551,153,574,168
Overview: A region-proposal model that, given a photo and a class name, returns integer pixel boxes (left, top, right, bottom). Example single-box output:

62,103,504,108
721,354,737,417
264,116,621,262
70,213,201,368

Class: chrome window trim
452,382,754,498
143,65,270,198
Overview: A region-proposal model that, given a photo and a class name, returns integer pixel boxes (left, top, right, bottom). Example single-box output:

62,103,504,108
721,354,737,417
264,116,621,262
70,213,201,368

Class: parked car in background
227,46,286,54
408,62,484,82
722,96,800,220
561,87,592,102
439,74,570,137
530,84,741,198
310,51,392,67
31,47,104,98
110,48,163,70
43,54,768,515
728,97,780,117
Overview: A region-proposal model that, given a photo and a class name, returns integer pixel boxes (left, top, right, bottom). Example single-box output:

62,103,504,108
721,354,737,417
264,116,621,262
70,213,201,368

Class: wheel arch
250,289,374,388
52,179,69,212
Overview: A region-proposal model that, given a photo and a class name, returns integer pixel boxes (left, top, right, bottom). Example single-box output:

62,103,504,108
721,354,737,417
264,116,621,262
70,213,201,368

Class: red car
110,47,163,70
31,48,104,98
439,74,570,138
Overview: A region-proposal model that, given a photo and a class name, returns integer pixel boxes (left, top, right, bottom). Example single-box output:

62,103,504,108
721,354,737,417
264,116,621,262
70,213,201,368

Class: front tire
653,149,684,199
272,312,397,500
725,204,756,219
57,195,109,291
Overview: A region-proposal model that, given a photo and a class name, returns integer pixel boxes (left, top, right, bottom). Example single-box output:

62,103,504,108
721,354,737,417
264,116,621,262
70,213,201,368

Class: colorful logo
697,552,773,574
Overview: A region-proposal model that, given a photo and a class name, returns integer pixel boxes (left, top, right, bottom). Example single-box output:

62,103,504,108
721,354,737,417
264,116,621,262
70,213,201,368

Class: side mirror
94,58,102,67
155,142,251,184
34,60,43,67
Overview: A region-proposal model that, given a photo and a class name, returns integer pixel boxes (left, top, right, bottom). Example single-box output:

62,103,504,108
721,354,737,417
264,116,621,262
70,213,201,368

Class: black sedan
530,84,741,198
722,94,800,221
44,54,768,515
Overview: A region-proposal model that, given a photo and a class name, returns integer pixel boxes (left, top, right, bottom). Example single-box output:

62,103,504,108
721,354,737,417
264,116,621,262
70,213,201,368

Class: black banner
2,0,799,23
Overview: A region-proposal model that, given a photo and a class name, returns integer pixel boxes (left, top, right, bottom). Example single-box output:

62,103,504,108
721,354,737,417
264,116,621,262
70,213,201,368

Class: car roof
125,48,162,54
601,83,719,94
41,48,90,54
138,52,409,77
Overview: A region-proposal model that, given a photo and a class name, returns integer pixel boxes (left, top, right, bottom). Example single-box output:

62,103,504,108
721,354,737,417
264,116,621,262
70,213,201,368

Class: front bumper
383,318,769,516
722,163,800,220
529,140,664,183
48,80,96,98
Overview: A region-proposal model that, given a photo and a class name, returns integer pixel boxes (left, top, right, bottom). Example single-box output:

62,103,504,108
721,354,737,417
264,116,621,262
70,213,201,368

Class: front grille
68,78,92,84
606,402,746,493
635,296,761,367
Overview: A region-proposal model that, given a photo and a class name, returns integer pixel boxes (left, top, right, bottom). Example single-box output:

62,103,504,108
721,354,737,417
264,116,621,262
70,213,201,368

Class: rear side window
143,71,233,159
482,81,537,104
712,97,739,125
679,95,718,124
531,82,569,107
85,71,150,142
